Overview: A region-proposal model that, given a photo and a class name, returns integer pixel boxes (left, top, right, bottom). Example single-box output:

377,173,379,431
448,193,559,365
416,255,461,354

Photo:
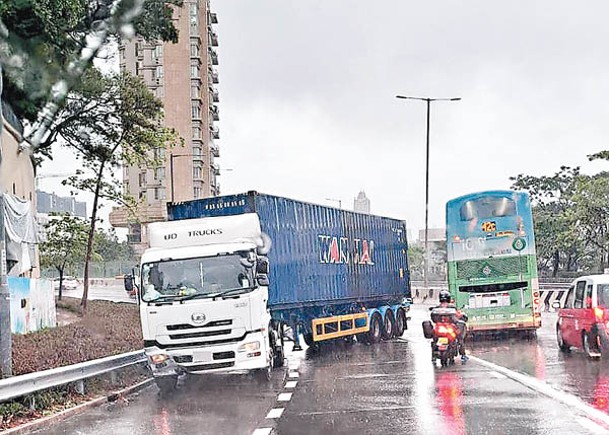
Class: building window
156,65,164,78
190,42,199,57
154,188,166,200
139,172,146,186
154,167,166,180
191,63,200,78
192,103,200,119
191,84,200,98
194,186,202,199
193,147,202,156
192,126,201,139
154,147,166,160
190,3,199,33
151,44,163,60
193,166,202,179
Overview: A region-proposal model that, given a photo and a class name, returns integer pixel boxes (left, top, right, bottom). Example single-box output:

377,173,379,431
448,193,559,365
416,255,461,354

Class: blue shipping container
168,192,411,323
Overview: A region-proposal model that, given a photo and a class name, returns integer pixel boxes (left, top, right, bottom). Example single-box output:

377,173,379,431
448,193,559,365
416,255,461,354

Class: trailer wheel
382,309,395,340
368,312,383,344
395,308,407,338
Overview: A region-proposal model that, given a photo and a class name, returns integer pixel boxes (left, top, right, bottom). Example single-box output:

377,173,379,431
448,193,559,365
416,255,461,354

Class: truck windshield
141,253,254,302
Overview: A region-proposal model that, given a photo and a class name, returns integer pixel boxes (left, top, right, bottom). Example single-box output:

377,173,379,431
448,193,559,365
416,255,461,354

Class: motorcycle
422,307,461,367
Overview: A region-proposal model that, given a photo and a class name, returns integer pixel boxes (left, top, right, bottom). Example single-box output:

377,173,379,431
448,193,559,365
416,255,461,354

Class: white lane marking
277,392,293,402
489,371,507,379
577,417,607,434
284,380,298,389
470,355,609,428
252,429,272,435
266,408,284,419
288,371,299,378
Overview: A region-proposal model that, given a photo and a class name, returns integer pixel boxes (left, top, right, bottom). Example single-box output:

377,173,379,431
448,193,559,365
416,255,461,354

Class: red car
555,275,609,358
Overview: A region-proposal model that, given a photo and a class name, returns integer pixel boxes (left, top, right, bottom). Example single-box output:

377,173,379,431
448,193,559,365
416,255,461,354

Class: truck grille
185,362,234,372
166,320,233,331
169,329,232,340
213,351,235,360
456,257,529,280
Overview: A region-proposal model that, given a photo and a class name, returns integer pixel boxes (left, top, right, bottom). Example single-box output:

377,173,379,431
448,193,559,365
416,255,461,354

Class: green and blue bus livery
446,190,541,333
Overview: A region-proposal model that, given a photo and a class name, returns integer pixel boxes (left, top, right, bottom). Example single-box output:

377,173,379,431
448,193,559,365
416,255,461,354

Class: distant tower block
354,191,370,214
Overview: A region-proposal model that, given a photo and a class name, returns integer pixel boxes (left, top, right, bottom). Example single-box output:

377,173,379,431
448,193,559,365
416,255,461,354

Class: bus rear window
459,281,528,293
598,284,609,307
460,197,516,221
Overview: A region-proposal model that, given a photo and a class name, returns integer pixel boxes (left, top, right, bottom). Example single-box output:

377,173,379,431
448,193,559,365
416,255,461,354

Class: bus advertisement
446,190,541,333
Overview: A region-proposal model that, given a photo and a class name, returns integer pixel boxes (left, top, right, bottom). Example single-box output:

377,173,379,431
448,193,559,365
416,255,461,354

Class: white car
53,276,80,291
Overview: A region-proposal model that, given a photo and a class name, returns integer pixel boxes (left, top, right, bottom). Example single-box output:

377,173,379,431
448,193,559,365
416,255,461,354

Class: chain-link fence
41,261,137,279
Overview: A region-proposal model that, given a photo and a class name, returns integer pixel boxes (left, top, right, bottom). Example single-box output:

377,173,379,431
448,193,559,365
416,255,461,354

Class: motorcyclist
432,290,468,362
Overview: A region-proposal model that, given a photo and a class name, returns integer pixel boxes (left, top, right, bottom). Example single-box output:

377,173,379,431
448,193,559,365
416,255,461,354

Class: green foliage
0,0,183,122
94,228,134,262
39,213,90,298
511,164,609,275
48,68,180,308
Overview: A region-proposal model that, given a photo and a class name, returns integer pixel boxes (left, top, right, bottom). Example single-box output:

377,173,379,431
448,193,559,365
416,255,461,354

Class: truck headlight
150,354,169,364
238,341,260,352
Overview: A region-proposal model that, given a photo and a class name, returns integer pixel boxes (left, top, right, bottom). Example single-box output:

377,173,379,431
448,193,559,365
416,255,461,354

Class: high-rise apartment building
109,0,220,255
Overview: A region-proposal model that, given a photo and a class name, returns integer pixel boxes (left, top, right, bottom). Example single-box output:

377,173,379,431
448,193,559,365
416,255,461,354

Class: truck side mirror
124,274,134,292
256,257,269,275
256,274,270,286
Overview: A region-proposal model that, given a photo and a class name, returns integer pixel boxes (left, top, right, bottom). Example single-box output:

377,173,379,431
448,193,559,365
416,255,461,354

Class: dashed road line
266,408,285,419
284,380,298,389
252,428,273,435
277,392,293,402
288,371,299,378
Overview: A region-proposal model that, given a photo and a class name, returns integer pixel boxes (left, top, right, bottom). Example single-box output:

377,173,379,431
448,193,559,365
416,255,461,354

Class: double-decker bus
445,190,541,333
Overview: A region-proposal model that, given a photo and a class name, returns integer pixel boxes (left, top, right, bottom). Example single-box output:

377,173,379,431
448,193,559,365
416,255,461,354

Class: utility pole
395,95,461,292
0,194,12,377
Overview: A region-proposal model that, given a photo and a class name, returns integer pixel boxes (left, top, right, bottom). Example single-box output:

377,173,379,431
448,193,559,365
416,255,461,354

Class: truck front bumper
146,331,268,377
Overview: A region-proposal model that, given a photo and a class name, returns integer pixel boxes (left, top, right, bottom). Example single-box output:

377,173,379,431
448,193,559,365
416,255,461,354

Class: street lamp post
395,95,460,293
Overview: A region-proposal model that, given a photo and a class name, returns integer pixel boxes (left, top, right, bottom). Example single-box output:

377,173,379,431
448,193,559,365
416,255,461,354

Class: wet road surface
28,306,609,434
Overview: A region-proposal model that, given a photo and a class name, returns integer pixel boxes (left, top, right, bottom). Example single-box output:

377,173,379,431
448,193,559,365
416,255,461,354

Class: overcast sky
40,1,609,238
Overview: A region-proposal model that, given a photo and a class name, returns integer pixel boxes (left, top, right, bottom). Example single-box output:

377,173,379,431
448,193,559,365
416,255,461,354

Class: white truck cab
139,214,283,392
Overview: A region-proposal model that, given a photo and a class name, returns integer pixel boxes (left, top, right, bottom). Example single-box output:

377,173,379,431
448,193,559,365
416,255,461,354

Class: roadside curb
3,378,154,434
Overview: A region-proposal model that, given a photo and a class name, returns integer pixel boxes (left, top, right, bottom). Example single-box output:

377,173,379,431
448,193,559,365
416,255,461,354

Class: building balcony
109,203,166,228
210,105,220,121
209,12,218,24
208,68,219,84
208,48,219,66
211,162,220,176
210,125,220,140
211,87,219,103
210,143,220,157
209,30,219,47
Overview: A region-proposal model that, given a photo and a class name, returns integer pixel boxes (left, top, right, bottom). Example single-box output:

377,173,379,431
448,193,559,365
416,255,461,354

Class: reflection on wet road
28,306,609,434
276,314,598,435
471,310,609,416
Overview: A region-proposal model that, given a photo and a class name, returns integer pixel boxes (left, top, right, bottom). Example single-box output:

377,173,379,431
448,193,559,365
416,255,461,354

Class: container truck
138,192,411,392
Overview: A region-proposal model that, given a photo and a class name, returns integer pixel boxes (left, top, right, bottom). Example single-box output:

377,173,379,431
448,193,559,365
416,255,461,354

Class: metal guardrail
0,350,146,403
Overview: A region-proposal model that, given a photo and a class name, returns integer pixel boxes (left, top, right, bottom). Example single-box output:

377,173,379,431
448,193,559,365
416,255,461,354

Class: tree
95,227,134,262
511,166,583,277
39,213,89,300
408,245,424,280
53,68,180,310
0,0,182,151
